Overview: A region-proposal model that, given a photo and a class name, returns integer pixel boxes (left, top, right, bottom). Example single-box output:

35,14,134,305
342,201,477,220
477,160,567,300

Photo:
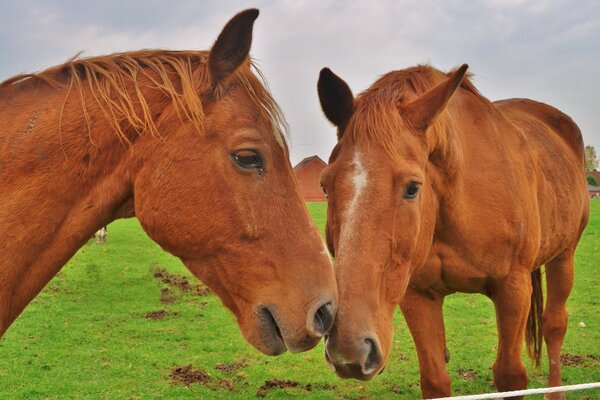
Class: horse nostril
362,338,382,375
312,302,335,336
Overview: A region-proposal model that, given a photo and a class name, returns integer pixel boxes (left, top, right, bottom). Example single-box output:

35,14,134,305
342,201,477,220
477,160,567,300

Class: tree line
586,145,599,186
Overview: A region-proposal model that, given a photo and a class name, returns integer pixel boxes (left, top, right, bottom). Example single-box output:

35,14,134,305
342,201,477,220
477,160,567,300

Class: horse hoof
543,394,566,400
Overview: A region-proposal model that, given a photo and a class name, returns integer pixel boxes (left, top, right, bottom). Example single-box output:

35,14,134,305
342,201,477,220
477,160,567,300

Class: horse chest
411,239,517,295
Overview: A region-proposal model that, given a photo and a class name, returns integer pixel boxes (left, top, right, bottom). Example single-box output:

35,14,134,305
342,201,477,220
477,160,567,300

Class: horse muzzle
324,334,384,380
254,297,337,355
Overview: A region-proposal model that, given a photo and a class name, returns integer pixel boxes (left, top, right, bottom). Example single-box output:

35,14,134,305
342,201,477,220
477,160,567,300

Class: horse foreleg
541,251,574,400
400,286,451,398
491,271,532,399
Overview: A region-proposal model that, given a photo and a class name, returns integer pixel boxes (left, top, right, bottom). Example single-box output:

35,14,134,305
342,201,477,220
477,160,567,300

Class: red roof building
293,155,327,202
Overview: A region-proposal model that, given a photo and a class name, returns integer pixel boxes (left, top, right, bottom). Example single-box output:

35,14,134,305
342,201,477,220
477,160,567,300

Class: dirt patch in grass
458,368,478,380
215,359,250,373
160,288,178,304
389,384,402,394
154,268,210,296
256,380,300,397
561,354,600,367
170,365,211,386
308,383,336,391
170,365,241,391
145,310,179,320
255,379,336,397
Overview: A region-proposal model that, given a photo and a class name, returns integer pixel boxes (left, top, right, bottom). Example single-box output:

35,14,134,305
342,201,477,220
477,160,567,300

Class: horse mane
349,65,490,162
0,50,287,144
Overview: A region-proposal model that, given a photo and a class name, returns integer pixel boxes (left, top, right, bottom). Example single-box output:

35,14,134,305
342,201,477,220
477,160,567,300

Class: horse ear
318,68,355,139
404,64,468,132
208,9,259,87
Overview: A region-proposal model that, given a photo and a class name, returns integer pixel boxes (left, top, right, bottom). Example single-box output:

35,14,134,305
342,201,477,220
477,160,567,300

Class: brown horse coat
0,9,337,358
318,64,588,399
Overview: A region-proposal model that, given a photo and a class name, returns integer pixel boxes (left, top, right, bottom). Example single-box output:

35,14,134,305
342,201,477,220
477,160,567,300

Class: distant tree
585,145,599,173
587,175,598,186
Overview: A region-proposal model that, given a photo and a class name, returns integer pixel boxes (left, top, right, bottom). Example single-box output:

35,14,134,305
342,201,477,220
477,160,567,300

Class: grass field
1,202,599,399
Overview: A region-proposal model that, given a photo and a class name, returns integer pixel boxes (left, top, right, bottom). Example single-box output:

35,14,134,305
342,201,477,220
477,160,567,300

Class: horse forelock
0,50,287,147
346,65,484,169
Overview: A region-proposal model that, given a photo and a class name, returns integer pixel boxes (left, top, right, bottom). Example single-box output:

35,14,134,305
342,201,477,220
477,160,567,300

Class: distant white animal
95,226,107,244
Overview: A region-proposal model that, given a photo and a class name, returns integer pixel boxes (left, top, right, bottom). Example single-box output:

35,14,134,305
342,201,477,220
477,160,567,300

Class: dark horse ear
318,68,355,139
404,64,469,132
208,9,259,88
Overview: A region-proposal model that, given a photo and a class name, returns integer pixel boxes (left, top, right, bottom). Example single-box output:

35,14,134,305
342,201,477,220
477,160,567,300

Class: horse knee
493,361,527,392
420,372,451,398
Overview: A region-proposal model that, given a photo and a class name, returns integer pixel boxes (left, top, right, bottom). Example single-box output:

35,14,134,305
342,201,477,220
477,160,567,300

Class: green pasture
1,202,599,399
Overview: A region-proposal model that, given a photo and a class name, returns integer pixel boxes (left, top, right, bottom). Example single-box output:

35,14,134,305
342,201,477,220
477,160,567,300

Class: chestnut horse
0,9,337,357
317,64,588,399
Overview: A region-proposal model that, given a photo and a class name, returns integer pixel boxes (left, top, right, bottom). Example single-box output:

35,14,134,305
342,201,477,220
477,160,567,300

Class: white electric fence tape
427,382,600,400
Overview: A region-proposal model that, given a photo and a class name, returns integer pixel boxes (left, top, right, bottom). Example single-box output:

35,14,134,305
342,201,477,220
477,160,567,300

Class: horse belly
495,98,588,268
525,129,587,264
534,185,587,266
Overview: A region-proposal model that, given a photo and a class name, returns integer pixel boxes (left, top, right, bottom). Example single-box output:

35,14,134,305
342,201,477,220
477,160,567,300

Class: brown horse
0,9,337,357
317,64,588,399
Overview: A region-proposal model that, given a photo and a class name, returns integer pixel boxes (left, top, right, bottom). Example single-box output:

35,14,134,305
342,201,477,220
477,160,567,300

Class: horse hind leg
541,250,575,400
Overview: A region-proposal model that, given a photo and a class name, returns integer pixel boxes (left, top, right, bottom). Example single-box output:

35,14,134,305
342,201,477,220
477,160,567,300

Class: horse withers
317,64,587,399
0,9,337,357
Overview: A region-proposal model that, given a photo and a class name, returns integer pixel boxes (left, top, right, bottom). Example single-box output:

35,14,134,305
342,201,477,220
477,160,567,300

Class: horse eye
403,182,420,199
232,150,263,171
321,183,328,199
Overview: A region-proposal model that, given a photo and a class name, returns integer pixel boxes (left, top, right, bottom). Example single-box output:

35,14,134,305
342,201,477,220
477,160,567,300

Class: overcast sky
1,0,598,165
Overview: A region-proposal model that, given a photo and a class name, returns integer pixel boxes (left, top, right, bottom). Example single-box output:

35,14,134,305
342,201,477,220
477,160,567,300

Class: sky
1,0,599,165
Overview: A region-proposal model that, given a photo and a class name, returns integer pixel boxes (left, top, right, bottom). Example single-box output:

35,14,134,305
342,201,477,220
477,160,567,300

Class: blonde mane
0,50,287,144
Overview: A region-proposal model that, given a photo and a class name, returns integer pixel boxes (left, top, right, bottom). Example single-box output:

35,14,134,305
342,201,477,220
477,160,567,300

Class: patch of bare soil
308,383,336,391
215,359,250,373
389,384,402,394
160,287,178,304
256,380,300,398
145,310,179,320
255,380,336,397
170,365,211,386
561,353,600,367
154,268,210,296
458,368,478,380
170,365,239,391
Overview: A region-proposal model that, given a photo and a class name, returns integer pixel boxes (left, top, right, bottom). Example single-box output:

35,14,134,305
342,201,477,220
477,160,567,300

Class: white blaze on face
346,151,369,222
339,151,369,252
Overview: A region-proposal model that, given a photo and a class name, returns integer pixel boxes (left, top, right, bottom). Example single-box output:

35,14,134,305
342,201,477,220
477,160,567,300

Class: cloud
1,0,599,163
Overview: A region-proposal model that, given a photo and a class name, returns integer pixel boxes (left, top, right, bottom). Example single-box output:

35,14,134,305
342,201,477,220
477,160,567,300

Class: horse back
493,98,584,166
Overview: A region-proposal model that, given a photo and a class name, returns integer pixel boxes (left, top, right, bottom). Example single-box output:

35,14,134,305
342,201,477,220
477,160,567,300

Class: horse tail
525,267,544,367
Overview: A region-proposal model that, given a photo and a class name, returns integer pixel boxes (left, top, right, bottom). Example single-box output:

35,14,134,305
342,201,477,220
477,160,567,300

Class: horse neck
427,89,510,227
426,110,465,202
0,79,159,333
